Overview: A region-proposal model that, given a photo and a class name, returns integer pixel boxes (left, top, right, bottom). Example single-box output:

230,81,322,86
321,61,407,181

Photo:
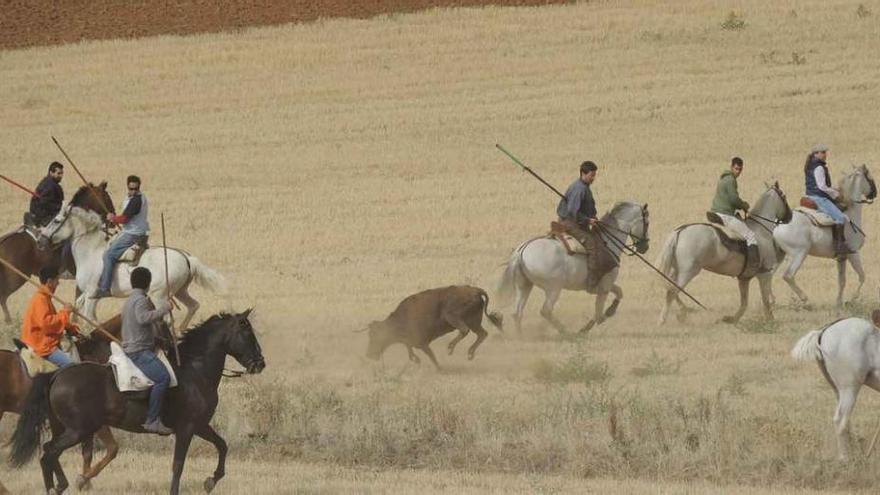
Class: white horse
39,205,227,331
497,201,649,334
656,182,792,325
791,313,880,460
774,164,876,309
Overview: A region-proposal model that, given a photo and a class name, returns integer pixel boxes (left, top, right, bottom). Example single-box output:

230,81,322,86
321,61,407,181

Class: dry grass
3,0,880,492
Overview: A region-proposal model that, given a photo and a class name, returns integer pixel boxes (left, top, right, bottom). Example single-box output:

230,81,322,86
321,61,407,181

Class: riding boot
832,224,853,258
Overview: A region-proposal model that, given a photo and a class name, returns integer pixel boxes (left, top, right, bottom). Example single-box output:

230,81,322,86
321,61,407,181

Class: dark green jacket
710,170,749,215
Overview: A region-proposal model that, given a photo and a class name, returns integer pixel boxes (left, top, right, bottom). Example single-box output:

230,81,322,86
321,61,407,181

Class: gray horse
773,164,876,309
657,182,791,324
497,201,649,334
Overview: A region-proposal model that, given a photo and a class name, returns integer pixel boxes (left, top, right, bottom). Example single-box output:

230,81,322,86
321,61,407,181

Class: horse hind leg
78,426,118,490
833,386,861,461
513,277,533,334
836,257,847,312
722,278,750,324
42,428,87,494
174,283,200,332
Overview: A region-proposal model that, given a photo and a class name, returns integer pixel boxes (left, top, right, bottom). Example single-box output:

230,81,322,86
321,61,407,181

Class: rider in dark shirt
28,162,65,227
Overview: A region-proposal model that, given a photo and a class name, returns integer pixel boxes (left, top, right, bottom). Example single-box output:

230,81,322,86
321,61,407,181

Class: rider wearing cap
804,144,851,257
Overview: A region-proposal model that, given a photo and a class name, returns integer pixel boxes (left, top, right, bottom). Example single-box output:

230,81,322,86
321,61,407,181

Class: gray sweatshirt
122,289,171,354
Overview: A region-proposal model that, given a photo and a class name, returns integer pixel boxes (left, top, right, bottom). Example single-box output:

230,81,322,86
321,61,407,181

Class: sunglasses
128,187,139,191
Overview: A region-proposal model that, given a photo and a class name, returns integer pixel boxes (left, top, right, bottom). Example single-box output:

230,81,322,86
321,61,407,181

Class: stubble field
3,0,880,493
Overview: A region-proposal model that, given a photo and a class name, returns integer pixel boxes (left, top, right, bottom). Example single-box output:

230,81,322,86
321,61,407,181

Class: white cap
811,143,829,153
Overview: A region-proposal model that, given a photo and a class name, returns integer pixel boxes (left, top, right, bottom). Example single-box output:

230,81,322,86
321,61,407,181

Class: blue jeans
44,348,75,368
809,196,848,225
98,233,143,292
127,350,171,423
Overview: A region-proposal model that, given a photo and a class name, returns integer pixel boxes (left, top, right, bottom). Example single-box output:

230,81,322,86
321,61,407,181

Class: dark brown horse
9,310,265,495
0,183,114,323
1,314,124,491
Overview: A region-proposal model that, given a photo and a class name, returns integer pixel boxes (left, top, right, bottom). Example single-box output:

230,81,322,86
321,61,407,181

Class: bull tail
8,373,53,467
479,289,504,332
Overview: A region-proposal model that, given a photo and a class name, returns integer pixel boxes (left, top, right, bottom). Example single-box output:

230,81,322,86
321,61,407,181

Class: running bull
360,285,503,369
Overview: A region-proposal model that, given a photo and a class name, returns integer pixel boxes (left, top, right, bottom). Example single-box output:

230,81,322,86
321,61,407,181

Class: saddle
796,198,837,226
11,338,59,377
107,342,177,393
548,221,589,256
118,236,150,265
703,213,747,251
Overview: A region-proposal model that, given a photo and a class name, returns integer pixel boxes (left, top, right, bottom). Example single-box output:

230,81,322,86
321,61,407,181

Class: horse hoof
76,475,92,491
721,316,737,324
204,477,216,493
467,353,475,361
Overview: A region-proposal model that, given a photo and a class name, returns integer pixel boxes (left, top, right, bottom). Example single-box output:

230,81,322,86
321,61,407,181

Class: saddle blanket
707,222,746,242
19,347,58,376
108,342,178,392
551,232,588,255
794,207,836,226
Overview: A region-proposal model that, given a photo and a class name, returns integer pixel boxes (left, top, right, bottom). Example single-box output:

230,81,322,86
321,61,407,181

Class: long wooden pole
0,254,119,343
51,136,112,215
161,212,181,365
0,173,40,198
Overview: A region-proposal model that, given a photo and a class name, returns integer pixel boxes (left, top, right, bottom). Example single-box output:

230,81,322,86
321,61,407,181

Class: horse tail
478,289,504,332
496,240,529,307
187,255,229,294
8,373,53,467
791,330,823,362
656,228,683,288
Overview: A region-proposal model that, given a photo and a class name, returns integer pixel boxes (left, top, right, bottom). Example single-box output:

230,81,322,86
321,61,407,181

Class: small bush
631,350,682,377
531,347,611,386
721,11,746,31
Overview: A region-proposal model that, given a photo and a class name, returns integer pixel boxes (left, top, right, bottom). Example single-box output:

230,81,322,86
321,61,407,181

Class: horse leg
846,253,866,304
78,435,94,491
581,290,607,334
195,424,228,493
672,266,701,323
539,287,567,334
604,284,622,318
722,278,750,324
78,427,118,490
836,257,847,311
174,284,199,333
757,272,774,320
42,428,85,494
833,385,861,461
513,277,533,334
170,426,195,495
782,251,810,305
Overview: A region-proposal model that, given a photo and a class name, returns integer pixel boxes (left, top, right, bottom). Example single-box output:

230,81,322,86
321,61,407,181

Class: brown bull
362,285,503,369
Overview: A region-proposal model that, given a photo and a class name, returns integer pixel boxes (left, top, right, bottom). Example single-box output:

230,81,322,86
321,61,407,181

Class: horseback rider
557,160,602,289
709,157,763,277
92,175,149,299
804,144,851,257
27,162,65,227
123,267,173,435
20,266,81,368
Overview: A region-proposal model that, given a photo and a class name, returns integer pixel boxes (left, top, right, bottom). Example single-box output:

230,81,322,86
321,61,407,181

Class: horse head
37,205,74,250
224,309,265,374
840,165,876,206
37,206,105,250
606,201,650,254
70,182,115,222
757,181,792,224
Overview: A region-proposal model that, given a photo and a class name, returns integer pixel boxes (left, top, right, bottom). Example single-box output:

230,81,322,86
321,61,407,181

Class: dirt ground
0,0,568,50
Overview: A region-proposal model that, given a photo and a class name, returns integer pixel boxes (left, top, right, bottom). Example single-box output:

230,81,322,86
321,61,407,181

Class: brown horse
0,314,124,491
9,310,265,495
0,183,114,323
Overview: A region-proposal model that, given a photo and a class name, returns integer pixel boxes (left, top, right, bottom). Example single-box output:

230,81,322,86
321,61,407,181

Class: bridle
748,184,790,234
596,204,650,258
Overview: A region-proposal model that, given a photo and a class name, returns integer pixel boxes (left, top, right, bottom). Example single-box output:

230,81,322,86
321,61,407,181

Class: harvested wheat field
3,0,880,493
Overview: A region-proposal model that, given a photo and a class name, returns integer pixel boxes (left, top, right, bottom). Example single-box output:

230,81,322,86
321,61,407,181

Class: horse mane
178,312,237,353
602,200,641,223
69,206,105,229
70,184,96,206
